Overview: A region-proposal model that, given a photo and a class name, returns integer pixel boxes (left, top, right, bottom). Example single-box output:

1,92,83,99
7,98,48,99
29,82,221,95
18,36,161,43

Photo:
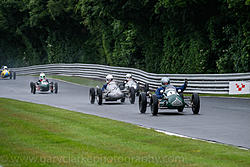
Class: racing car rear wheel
136,83,140,96
139,92,147,113
191,93,200,114
129,87,135,104
55,82,58,94
96,88,103,105
10,71,12,79
144,83,149,92
89,88,95,104
151,94,158,116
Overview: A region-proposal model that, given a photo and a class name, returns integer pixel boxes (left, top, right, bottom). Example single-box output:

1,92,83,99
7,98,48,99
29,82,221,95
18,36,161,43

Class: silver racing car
89,81,135,105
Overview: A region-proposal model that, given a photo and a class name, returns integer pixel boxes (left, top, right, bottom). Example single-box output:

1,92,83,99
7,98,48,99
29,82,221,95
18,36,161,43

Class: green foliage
0,0,249,73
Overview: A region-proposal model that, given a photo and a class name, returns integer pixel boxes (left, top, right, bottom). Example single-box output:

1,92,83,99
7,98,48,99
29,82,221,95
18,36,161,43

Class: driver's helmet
40,72,46,80
106,74,113,83
161,77,170,87
3,66,8,70
126,74,132,80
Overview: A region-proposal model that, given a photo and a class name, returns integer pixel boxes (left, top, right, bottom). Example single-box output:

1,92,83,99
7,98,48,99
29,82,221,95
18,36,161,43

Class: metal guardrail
12,63,250,94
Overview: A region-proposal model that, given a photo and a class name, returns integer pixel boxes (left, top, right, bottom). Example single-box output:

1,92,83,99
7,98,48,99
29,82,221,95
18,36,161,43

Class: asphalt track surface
1,76,250,149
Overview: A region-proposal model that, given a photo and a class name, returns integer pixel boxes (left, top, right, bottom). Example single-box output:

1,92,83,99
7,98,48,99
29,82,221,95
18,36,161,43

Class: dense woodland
0,0,249,74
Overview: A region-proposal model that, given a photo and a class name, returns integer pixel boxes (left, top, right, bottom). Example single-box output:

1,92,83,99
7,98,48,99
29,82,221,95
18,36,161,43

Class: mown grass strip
48,75,104,88
0,98,249,167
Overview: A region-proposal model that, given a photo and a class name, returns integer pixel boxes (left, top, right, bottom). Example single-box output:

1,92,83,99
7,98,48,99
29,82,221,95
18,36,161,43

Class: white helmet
3,66,7,70
106,74,113,83
161,77,170,87
40,72,46,79
126,74,132,80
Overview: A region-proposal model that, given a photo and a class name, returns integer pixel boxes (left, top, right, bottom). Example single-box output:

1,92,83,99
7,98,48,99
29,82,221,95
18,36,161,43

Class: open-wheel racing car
119,79,149,97
89,81,136,105
30,80,58,94
0,66,16,80
139,85,200,116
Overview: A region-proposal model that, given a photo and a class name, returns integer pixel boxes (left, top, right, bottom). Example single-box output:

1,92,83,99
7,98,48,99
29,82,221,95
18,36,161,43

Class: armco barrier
12,64,250,94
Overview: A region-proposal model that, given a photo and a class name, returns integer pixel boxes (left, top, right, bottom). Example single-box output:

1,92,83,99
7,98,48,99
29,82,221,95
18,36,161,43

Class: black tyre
139,92,147,113
151,94,158,116
121,97,125,103
178,107,184,112
191,93,200,114
129,87,135,104
136,83,140,96
178,93,184,112
30,82,33,93
50,82,54,93
144,83,149,92
32,83,36,94
55,82,58,94
89,88,95,104
10,71,12,79
96,88,103,105
13,72,16,80
119,83,125,90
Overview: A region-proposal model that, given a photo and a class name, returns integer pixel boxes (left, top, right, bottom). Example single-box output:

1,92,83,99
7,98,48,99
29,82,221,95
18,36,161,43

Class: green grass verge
0,98,250,167
47,75,250,98
47,75,104,88
198,93,250,98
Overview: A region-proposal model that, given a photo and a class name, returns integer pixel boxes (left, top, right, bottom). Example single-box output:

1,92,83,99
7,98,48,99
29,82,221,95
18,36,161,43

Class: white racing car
89,81,135,105
119,79,149,96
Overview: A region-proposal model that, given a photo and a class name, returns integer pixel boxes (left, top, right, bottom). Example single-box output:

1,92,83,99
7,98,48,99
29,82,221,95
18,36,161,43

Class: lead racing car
119,74,149,96
0,66,16,80
139,85,200,116
30,80,58,94
89,81,136,105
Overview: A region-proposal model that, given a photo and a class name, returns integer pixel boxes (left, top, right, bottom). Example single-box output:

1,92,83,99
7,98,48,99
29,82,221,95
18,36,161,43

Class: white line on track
137,125,249,150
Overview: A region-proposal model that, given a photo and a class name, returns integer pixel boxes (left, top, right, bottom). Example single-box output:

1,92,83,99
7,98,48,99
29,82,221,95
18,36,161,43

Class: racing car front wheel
89,88,95,104
30,82,33,93
139,92,147,113
50,82,54,93
191,93,200,114
121,97,125,103
54,82,58,94
96,88,103,105
151,94,158,116
178,93,184,112
31,82,36,94
129,87,135,104
13,72,16,80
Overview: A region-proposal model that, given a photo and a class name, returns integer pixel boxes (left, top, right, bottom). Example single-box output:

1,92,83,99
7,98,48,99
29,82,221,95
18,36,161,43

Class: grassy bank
0,98,249,167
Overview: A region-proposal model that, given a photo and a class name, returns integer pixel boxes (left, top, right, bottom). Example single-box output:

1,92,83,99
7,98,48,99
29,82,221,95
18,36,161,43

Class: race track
1,76,250,149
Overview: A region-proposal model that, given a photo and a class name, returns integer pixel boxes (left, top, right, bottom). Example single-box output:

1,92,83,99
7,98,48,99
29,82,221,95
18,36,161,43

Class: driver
1,66,8,71
155,77,187,99
124,74,134,83
102,74,114,91
37,72,49,85
124,74,137,85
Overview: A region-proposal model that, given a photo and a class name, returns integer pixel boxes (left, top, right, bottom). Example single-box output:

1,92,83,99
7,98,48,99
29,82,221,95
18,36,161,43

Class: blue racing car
0,66,16,80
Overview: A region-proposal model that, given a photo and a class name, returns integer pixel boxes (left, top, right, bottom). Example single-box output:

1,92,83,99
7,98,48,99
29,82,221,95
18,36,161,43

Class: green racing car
139,85,200,116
